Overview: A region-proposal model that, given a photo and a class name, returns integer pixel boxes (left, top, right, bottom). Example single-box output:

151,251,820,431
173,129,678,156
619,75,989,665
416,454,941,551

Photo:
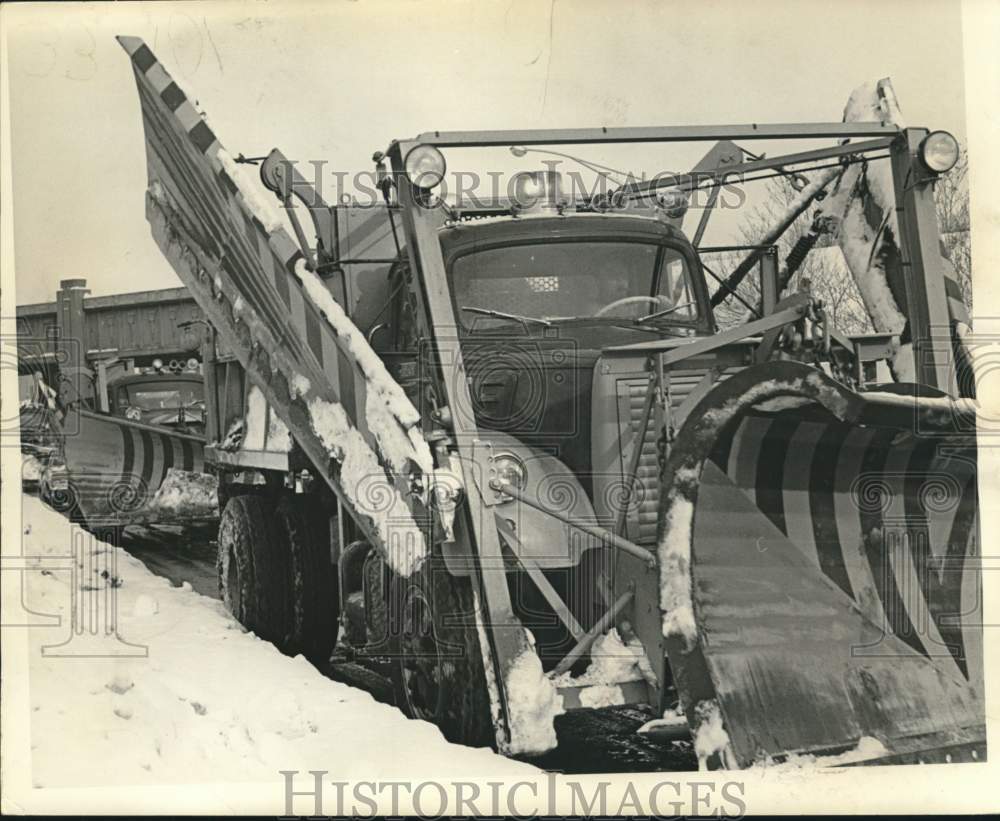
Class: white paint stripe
959,520,984,695
173,100,202,133
144,63,173,94
886,525,954,672
147,432,164,497
729,416,770,508
926,450,975,565
880,442,953,671
833,427,886,630
781,420,825,568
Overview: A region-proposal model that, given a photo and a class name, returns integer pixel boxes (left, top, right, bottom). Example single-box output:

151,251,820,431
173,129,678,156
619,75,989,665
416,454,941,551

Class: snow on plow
658,361,983,767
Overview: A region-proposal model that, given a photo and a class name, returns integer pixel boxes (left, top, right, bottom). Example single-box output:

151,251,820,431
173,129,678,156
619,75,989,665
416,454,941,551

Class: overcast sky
4,0,968,306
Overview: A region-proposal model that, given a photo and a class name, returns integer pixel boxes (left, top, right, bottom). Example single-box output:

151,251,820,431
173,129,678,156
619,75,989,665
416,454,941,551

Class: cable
700,259,761,319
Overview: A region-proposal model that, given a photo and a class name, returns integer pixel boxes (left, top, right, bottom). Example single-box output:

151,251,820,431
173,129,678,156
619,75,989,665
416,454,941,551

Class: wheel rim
399,587,441,722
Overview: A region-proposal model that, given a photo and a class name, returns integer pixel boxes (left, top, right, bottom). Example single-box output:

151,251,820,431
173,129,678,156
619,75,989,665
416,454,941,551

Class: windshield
450,240,697,331
117,380,203,412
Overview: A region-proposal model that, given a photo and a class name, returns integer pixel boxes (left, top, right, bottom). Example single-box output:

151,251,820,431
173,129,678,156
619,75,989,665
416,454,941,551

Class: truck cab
108,371,206,435
379,209,715,547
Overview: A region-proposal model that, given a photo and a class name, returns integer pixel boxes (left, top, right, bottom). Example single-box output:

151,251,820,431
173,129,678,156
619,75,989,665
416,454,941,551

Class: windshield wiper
634,301,696,325
460,306,552,327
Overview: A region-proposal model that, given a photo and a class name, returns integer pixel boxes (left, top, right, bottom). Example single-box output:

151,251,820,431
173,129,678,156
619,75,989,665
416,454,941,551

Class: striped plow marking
715,412,980,684
63,409,204,525
117,36,373,436
660,362,984,766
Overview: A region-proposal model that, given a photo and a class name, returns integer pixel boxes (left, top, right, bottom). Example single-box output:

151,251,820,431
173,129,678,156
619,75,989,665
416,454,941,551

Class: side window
656,253,697,319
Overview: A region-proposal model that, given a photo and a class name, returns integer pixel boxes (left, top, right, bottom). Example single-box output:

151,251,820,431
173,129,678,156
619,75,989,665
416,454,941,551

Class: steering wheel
594,295,664,317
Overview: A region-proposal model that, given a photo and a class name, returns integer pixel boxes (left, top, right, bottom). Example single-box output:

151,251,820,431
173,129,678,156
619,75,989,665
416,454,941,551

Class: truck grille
617,368,738,544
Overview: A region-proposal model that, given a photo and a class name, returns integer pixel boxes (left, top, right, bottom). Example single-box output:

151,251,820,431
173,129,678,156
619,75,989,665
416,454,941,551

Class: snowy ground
14,493,535,790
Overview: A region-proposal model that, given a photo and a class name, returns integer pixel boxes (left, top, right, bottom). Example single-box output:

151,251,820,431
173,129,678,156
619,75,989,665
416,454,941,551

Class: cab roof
438,211,693,257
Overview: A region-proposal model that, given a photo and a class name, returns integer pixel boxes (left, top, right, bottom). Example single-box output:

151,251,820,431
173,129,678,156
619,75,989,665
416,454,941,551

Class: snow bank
504,632,564,756
17,494,533,789
306,397,427,577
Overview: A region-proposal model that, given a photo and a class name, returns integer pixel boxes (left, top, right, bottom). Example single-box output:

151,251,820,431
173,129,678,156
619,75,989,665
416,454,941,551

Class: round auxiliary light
493,453,527,492
919,130,960,174
656,187,688,219
151,358,163,371
404,144,446,189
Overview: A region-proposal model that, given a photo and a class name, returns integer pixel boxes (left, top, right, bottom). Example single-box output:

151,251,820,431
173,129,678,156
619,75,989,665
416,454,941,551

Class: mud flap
658,361,984,767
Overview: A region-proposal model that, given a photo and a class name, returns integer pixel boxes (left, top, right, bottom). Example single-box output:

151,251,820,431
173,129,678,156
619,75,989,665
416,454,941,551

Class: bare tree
709,175,872,334
711,145,971,332
934,146,971,310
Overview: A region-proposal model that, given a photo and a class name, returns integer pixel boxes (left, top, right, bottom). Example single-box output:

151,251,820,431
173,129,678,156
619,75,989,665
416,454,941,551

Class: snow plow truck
118,36,984,768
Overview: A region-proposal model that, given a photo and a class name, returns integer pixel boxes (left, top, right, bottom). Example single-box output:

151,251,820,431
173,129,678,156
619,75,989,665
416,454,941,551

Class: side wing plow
117,35,433,577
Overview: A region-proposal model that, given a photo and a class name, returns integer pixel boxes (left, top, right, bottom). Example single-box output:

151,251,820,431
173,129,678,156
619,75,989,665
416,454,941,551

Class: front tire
389,556,494,747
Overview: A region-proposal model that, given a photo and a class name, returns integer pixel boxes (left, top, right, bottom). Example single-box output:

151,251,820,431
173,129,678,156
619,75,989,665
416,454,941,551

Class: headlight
919,130,959,174
404,144,446,189
493,453,527,492
152,358,163,371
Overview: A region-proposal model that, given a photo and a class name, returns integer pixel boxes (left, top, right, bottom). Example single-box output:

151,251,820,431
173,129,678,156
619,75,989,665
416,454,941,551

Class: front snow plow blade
56,405,214,529
659,361,984,768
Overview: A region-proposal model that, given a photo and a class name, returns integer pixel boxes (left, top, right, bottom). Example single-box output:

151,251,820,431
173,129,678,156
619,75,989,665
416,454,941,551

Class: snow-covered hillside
15,494,535,790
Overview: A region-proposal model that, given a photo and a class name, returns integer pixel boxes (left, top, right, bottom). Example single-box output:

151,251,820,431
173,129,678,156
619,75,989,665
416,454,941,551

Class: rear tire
389,556,494,748
274,496,338,666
